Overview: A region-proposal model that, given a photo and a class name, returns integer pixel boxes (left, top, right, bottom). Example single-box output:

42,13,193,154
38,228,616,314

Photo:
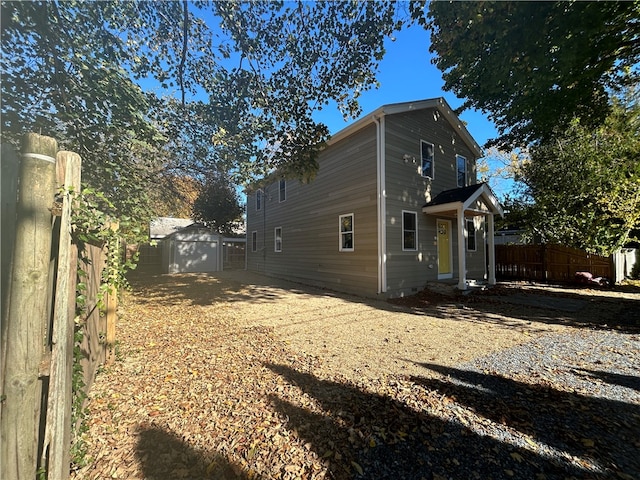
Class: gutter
373,114,387,294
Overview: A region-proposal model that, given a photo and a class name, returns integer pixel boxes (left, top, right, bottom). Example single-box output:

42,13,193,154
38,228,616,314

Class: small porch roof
422,183,504,218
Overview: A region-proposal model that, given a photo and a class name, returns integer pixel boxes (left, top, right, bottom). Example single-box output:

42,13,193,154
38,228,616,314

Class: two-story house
246,98,503,298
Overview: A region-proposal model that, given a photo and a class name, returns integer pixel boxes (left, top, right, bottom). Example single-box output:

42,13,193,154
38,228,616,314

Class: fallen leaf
351,461,363,475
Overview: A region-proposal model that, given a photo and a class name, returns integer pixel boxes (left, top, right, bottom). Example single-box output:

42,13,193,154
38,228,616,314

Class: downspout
373,115,387,294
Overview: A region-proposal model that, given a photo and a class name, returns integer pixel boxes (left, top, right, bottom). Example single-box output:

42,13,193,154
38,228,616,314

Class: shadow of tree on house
266,362,640,480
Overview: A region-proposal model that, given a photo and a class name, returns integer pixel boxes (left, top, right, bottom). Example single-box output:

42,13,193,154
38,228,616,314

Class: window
279,179,286,202
466,219,477,251
256,190,262,210
339,214,354,251
402,211,418,251
251,231,258,252
421,141,434,179
274,227,282,252
457,155,467,187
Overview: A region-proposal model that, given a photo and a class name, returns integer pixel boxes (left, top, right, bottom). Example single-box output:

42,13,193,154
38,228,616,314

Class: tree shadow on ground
391,282,640,333
266,362,639,480
136,424,259,480
412,363,640,477
126,270,320,307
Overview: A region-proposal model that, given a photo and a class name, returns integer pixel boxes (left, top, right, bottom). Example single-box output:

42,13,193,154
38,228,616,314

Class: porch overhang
422,183,504,218
422,183,504,290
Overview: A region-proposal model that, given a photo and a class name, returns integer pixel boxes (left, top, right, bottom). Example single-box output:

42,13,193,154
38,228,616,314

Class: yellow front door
437,219,452,278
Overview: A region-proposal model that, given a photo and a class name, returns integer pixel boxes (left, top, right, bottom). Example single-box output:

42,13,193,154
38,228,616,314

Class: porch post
487,213,496,285
457,207,467,290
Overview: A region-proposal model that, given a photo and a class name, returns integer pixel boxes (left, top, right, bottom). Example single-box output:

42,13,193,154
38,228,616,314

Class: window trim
402,210,418,251
251,230,258,252
274,226,282,252
456,154,467,188
279,179,286,202
420,140,435,179
466,218,477,252
339,213,354,252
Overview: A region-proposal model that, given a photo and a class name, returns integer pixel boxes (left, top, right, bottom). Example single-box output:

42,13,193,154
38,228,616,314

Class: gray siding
246,105,489,298
383,109,480,297
246,124,379,296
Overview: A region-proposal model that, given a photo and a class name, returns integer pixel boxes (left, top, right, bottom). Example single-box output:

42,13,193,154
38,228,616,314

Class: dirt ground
71,271,640,480
124,270,638,383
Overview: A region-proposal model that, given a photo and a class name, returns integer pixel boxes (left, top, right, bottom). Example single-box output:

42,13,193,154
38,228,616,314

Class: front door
437,219,453,279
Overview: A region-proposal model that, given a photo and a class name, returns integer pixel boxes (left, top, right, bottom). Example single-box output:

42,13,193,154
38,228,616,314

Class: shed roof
150,217,194,239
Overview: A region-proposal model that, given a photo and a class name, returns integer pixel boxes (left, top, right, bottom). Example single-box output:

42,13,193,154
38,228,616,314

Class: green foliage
1,0,408,210
70,327,89,470
423,1,640,148
522,99,640,255
191,170,244,235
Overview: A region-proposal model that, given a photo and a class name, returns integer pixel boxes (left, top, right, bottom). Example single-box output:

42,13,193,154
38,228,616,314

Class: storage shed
161,226,223,274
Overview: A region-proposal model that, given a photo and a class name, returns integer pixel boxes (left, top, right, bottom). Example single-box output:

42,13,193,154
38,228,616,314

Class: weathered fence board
43,151,82,480
1,144,20,414
78,243,108,394
496,244,613,283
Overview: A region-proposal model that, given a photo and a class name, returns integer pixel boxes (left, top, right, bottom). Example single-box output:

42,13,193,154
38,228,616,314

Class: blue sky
313,24,498,148
311,24,514,198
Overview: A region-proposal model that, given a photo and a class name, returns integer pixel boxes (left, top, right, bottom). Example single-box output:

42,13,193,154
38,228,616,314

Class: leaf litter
71,272,640,480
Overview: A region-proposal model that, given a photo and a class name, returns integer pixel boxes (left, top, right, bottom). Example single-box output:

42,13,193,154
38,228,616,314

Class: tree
423,1,640,148
1,0,406,234
521,98,640,255
191,171,244,235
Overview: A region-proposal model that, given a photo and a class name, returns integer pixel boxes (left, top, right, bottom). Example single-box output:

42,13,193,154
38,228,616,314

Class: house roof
327,97,483,158
422,182,504,217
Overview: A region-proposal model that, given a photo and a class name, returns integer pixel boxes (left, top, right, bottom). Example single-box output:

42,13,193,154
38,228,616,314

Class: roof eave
326,98,483,158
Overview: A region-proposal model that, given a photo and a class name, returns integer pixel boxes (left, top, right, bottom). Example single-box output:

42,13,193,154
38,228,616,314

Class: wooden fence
1,133,116,480
495,244,613,283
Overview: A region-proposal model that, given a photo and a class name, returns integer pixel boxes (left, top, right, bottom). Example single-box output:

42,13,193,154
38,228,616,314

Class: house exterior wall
246,103,491,298
246,124,379,296
382,110,483,297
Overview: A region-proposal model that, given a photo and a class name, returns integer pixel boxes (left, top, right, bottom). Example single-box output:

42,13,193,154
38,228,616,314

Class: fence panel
496,244,613,283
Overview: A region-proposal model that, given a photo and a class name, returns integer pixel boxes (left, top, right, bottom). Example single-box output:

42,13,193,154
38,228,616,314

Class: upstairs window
466,219,477,251
256,190,262,210
339,214,354,251
421,141,434,179
402,211,418,251
457,155,467,187
279,179,286,202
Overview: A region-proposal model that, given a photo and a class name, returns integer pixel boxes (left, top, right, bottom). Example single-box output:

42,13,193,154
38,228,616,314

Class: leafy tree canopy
1,1,405,233
191,170,244,235
519,96,640,255
423,0,640,148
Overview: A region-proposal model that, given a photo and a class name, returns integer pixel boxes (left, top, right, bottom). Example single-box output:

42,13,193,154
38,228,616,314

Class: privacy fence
495,244,614,283
1,134,117,480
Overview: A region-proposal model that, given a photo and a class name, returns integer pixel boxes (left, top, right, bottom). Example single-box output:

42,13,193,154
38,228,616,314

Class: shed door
176,240,218,273
437,219,452,279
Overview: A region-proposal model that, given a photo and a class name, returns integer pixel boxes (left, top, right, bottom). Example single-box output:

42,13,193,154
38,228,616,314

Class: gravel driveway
73,270,640,480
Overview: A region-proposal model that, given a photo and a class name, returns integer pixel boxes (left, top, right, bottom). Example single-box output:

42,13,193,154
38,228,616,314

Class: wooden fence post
1,133,58,480
105,222,119,366
1,145,20,410
43,151,81,480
